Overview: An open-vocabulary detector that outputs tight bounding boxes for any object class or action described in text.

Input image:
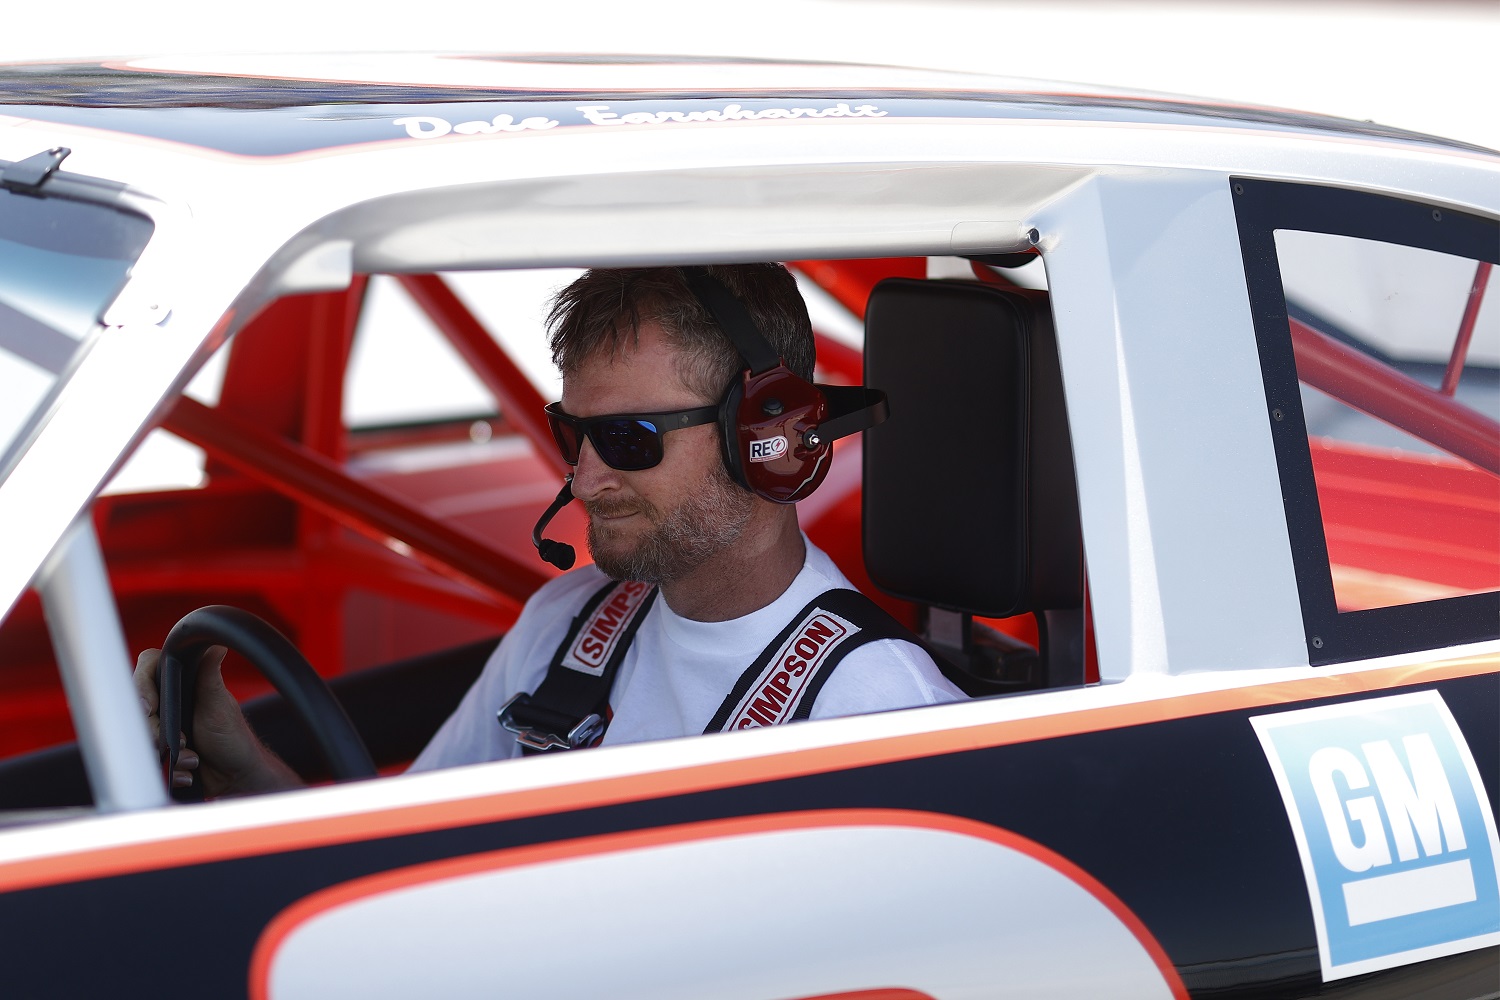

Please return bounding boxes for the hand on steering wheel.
[147,606,377,800]
[135,644,269,795]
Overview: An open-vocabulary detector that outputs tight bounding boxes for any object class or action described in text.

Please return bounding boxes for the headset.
[534,265,888,568]
[683,266,888,504]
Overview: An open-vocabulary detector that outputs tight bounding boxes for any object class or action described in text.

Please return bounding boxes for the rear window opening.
[1234,178,1499,663]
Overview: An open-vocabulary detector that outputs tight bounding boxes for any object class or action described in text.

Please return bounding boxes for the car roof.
[2,53,1493,159]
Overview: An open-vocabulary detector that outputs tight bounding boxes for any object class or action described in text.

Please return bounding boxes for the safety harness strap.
[703,588,917,734]
[501,584,923,753]
[499,580,657,754]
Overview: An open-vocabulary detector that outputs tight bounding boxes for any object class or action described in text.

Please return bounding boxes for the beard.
[584,464,755,584]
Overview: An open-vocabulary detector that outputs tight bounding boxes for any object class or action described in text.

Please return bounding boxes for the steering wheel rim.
[159,606,378,797]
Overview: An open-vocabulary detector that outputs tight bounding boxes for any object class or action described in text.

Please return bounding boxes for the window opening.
[1234,178,1499,663]
[1275,230,1498,613]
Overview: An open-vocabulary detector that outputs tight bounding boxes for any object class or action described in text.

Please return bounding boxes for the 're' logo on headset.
[748,436,789,463]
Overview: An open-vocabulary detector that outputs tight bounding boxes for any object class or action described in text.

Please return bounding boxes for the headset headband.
[680,266,781,375]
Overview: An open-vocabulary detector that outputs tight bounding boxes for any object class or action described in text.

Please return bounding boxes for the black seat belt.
[499,580,658,754]
[703,589,920,732]
[500,584,926,753]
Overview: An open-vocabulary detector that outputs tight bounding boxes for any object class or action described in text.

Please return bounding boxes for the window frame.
[1232,177,1499,666]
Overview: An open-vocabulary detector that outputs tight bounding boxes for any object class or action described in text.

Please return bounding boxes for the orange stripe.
[248,810,1189,1000]
[2,652,1493,893]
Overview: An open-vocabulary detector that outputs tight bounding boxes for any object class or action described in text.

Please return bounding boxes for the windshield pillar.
[37,519,166,812]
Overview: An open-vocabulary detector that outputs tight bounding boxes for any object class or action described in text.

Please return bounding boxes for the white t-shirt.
[410,538,964,771]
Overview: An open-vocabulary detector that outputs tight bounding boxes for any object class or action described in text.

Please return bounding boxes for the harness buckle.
[498,693,604,752]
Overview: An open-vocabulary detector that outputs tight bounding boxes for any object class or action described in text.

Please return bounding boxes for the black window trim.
[1231,177,1499,666]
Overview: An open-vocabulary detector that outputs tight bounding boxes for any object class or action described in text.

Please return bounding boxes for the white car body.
[0,54,1494,999]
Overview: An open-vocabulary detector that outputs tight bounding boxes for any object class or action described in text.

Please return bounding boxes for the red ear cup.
[719,363,831,503]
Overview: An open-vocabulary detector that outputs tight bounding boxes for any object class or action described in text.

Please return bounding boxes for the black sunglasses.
[544,402,719,471]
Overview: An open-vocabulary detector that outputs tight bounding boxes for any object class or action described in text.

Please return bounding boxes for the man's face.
[560,319,754,583]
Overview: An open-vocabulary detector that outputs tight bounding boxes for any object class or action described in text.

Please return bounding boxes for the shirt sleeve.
[808,638,966,721]
[407,642,525,771]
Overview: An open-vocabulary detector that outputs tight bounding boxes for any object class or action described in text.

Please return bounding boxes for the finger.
[133,648,162,713]
[178,750,199,771]
[172,770,193,789]
[195,645,231,704]
[197,645,230,692]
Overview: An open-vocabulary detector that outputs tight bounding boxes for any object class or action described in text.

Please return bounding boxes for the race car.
[0,53,1495,999]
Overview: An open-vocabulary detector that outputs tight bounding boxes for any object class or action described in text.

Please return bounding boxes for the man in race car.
[135,264,963,795]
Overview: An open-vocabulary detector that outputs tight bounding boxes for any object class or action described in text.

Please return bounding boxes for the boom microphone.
[532,477,577,570]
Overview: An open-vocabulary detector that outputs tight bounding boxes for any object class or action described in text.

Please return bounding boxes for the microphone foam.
[538,539,576,571]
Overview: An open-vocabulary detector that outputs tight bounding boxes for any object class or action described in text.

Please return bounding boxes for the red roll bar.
[395,274,570,478]
[163,397,548,605]
[1440,260,1492,396]
[1289,316,1500,475]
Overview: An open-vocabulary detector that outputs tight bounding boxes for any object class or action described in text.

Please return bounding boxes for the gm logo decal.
[1252,691,1500,980]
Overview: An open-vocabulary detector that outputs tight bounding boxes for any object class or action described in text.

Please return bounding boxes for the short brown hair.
[547,264,815,400]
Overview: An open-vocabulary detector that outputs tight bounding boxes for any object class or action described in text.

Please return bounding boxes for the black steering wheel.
[158,606,378,799]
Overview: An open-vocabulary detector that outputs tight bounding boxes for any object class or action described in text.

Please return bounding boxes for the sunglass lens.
[547,411,583,465]
[593,419,662,470]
